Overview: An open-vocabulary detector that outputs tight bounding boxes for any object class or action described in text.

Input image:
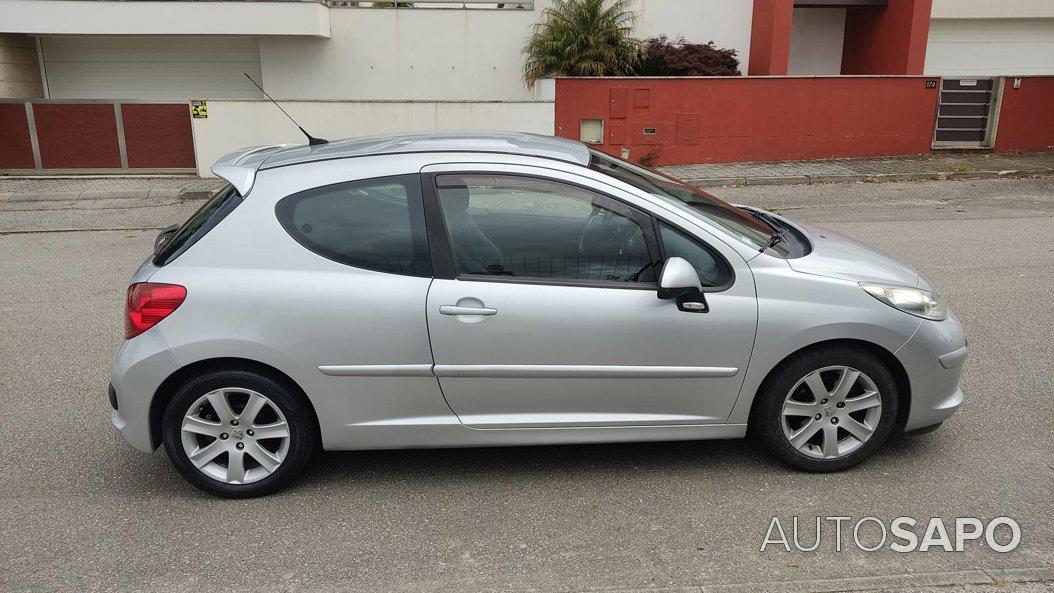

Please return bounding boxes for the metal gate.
[933,78,1000,148]
[0,100,196,174]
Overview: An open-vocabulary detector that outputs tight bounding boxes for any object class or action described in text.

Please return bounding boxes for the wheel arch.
[747,338,911,430]
[149,357,320,450]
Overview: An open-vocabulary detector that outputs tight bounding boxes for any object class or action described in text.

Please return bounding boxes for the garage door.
[925,19,1054,76]
[40,36,264,100]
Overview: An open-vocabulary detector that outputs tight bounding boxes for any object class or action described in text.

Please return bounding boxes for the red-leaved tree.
[639,35,741,76]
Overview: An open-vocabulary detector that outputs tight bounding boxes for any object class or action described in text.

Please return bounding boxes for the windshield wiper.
[740,207,781,234]
[759,229,788,253]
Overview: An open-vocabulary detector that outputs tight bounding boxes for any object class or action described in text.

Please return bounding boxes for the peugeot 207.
[109,132,967,497]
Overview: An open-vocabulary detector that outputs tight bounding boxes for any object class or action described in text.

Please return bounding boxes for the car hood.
[782,219,922,287]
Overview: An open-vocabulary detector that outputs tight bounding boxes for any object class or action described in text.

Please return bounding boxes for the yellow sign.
[191,100,208,119]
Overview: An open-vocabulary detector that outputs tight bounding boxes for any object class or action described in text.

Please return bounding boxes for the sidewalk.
[661,151,1054,187]
[0,175,224,202]
[0,152,1051,201]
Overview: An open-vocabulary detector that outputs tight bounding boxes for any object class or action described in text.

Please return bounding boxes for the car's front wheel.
[162,368,318,498]
[751,345,898,472]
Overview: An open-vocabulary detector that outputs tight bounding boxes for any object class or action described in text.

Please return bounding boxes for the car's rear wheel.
[751,345,898,472]
[162,368,318,498]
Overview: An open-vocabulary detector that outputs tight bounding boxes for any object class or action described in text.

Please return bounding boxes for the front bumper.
[895,311,968,431]
[109,327,179,452]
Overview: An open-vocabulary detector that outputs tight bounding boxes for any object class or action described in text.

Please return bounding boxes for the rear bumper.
[896,313,968,431]
[109,327,179,452]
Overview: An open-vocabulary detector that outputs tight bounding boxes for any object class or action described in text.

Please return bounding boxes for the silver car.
[109,132,967,497]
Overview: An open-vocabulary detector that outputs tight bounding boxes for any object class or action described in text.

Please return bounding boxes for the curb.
[0,188,217,203]
[744,175,810,186]
[686,167,1053,188]
[178,189,216,201]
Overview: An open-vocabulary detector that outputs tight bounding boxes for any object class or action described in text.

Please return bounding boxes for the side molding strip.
[318,364,434,377]
[432,365,739,379]
[319,365,739,379]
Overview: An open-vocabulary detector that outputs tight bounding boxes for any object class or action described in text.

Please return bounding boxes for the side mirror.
[658,257,708,313]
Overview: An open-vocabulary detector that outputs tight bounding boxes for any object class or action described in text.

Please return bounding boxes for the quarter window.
[658,223,733,288]
[275,174,430,276]
[435,174,657,284]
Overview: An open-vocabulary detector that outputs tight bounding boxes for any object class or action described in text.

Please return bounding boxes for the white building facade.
[926,0,1054,76]
[1,0,758,103]
[1,0,1051,174]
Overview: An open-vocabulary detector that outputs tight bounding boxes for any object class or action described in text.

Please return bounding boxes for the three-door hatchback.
[110,132,967,497]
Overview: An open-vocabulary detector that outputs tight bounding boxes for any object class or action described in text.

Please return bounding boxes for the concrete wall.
[633,0,753,67]
[191,97,556,176]
[554,76,941,166]
[787,8,845,75]
[259,0,753,101]
[931,0,1054,19]
[994,76,1054,153]
[841,0,932,75]
[748,0,793,75]
[0,34,43,98]
[925,18,1054,76]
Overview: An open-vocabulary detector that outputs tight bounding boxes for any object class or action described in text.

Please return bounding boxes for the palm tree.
[523,0,642,88]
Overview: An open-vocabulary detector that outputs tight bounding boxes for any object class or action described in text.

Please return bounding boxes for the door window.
[434,174,658,284]
[275,174,430,276]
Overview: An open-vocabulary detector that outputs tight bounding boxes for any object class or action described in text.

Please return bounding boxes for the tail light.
[125,282,186,339]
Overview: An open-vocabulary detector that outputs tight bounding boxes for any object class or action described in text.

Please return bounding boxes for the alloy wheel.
[180,387,291,484]
[780,366,883,460]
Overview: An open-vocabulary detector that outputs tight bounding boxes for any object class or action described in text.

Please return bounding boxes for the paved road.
[1,177,1051,593]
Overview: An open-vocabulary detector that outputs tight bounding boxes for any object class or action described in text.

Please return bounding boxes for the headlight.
[860,283,948,321]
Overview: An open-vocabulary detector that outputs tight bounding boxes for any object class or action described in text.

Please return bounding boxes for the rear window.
[154,184,242,266]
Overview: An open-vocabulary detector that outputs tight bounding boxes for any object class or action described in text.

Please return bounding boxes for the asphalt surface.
[1,176,1052,593]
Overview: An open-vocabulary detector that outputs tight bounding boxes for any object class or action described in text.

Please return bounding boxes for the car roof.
[212,132,592,196]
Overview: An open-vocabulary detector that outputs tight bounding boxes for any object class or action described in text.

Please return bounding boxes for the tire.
[162,367,319,498]
[750,345,898,472]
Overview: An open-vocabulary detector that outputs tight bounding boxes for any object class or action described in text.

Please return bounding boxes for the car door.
[421,163,758,428]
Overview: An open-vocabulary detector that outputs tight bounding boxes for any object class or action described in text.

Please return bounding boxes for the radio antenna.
[243,73,328,146]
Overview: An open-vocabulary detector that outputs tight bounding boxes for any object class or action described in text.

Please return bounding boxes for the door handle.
[440,305,497,316]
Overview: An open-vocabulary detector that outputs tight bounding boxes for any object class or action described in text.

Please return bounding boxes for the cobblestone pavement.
[661,151,1054,186]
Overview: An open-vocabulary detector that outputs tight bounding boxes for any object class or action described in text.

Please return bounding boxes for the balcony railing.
[326,1,533,8]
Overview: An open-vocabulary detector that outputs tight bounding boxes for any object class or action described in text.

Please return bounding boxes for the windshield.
[588,150,774,249]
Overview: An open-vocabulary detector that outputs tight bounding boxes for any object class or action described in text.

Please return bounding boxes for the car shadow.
[299,437,767,489]
[101,428,948,499]
[297,427,949,492]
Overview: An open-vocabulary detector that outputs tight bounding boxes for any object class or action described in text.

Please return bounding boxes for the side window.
[435,174,658,284]
[658,222,734,289]
[276,174,430,276]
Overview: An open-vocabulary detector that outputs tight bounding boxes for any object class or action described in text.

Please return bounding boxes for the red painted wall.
[994,77,1054,154]
[842,0,932,75]
[0,103,35,169]
[555,77,941,166]
[748,0,794,76]
[33,103,122,169]
[121,103,196,169]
